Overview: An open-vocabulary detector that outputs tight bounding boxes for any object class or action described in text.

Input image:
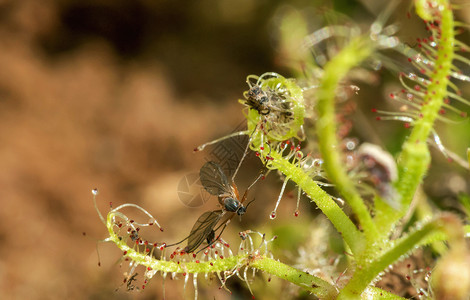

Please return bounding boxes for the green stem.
[365,287,408,300]
[374,0,455,236]
[315,35,379,244]
[106,211,337,298]
[338,216,443,299]
[339,213,468,299]
[268,149,365,255]
[251,257,338,299]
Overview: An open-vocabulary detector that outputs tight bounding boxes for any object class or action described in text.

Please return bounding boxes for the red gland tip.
[371,108,377,113]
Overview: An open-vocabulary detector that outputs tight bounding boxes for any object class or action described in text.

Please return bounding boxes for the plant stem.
[106,211,338,298]
[374,0,455,236]
[315,35,379,244]
[268,149,365,255]
[251,257,338,299]
[337,216,443,299]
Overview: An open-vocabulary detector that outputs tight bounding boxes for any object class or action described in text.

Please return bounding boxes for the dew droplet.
[270,211,277,219]
[92,188,99,195]
[345,140,356,150]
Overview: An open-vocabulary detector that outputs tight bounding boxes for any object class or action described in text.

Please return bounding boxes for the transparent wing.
[199,161,231,196]
[186,210,223,253]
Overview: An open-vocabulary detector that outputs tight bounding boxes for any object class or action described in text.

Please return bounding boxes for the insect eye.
[237,206,246,216]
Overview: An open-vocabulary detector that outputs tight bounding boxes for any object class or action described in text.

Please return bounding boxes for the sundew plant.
[94,1,470,299]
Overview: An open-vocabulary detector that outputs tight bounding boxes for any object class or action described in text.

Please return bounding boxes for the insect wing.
[186,210,223,253]
[200,161,231,196]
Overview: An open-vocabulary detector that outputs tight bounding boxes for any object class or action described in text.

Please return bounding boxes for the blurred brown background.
[1,0,469,299]
[0,0,296,299]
